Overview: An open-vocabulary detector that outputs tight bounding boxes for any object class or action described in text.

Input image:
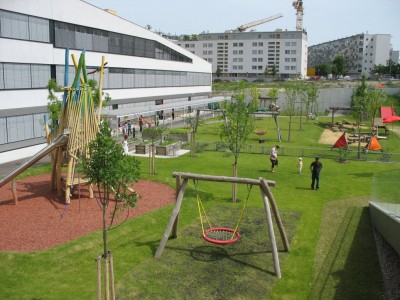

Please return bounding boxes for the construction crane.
[292,0,304,31]
[229,13,283,33]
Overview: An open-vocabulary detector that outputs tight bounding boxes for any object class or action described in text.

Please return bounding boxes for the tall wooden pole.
[97,56,105,123]
[260,178,290,251]
[259,185,281,278]
[172,175,181,238]
[154,179,188,258]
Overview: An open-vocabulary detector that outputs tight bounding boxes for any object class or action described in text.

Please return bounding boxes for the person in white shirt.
[269,145,279,173]
[298,157,303,174]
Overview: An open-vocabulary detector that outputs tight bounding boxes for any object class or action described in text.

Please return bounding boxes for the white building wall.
[176,30,308,79]
[0,0,212,151]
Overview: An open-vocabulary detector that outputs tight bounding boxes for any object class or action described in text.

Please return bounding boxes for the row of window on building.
[0,63,211,90]
[0,114,45,145]
[0,9,192,63]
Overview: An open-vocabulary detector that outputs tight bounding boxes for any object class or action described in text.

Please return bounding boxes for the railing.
[194,142,400,163]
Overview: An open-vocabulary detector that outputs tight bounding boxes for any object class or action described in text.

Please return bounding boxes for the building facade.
[0,0,212,152]
[175,30,308,80]
[308,33,392,78]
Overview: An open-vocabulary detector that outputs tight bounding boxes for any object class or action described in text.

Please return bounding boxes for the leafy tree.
[284,82,302,141]
[367,87,387,126]
[332,55,346,76]
[304,84,319,124]
[315,63,332,76]
[142,126,163,174]
[88,79,111,108]
[263,66,270,80]
[219,83,259,201]
[267,87,279,106]
[186,111,204,157]
[351,75,369,158]
[215,65,222,79]
[270,65,277,79]
[46,79,63,133]
[80,120,141,257]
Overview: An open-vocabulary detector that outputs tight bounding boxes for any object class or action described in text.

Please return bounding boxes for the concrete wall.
[274,87,400,113]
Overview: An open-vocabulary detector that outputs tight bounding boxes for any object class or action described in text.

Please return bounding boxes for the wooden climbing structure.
[46,49,106,203]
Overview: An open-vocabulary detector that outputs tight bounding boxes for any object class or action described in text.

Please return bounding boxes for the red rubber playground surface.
[0,174,175,252]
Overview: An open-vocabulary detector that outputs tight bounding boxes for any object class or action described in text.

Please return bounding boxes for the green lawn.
[0,115,399,299]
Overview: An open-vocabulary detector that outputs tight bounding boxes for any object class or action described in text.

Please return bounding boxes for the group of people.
[269,145,323,190]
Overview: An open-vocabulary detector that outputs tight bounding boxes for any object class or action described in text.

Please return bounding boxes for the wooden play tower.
[46,49,106,203]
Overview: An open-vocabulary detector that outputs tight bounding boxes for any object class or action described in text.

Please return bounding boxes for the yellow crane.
[292,0,304,31]
[229,13,283,33]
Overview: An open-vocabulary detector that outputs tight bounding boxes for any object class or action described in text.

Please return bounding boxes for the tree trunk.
[299,102,303,131]
[357,123,361,159]
[288,116,292,142]
[152,144,156,174]
[102,204,108,257]
[232,162,238,202]
[190,131,196,157]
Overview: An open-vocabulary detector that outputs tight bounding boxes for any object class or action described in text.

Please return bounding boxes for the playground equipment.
[155,172,290,278]
[0,49,106,204]
[254,111,282,141]
[195,181,252,245]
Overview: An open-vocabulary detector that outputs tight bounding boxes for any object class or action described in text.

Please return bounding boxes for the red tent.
[332,133,347,148]
[380,106,395,120]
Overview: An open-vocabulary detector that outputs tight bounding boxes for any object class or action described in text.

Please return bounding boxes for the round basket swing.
[194,180,252,245]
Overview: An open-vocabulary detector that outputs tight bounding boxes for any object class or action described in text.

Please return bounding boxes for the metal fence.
[195,142,400,163]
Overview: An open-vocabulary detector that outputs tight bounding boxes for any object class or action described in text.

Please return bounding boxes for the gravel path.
[374,229,400,299]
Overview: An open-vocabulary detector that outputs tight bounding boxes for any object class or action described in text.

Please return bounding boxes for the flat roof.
[103,96,229,119]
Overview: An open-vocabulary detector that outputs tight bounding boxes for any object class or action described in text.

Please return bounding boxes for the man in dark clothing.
[310,157,322,190]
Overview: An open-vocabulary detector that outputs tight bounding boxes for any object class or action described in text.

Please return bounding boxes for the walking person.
[310,157,323,190]
[127,120,132,136]
[269,145,279,173]
[139,115,144,132]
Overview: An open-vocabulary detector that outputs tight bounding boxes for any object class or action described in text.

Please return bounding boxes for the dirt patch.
[318,129,344,145]
[0,174,175,252]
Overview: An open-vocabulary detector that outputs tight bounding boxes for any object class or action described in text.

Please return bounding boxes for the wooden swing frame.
[154,172,290,278]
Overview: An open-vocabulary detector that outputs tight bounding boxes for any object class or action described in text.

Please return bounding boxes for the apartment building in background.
[0,0,212,152]
[175,30,308,80]
[308,33,392,78]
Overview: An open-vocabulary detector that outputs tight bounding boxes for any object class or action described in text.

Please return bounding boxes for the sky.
[85,0,400,50]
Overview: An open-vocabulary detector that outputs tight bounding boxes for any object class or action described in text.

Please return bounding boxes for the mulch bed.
[0,174,175,252]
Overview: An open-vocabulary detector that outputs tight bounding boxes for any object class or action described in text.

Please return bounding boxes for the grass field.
[0,114,399,299]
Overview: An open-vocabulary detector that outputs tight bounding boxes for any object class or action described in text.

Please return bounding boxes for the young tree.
[267,87,279,105]
[142,126,163,174]
[270,65,277,80]
[304,84,319,124]
[186,111,204,157]
[351,75,369,158]
[367,87,387,126]
[81,121,141,257]
[215,65,222,79]
[284,82,302,141]
[263,66,270,80]
[46,78,63,134]
[219,83,259,201]
[88,79,111,109]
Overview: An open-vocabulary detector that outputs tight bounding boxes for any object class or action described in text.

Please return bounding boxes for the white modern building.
[175,30,308,80]
[0,0,212,152]
[308,33,392,78]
